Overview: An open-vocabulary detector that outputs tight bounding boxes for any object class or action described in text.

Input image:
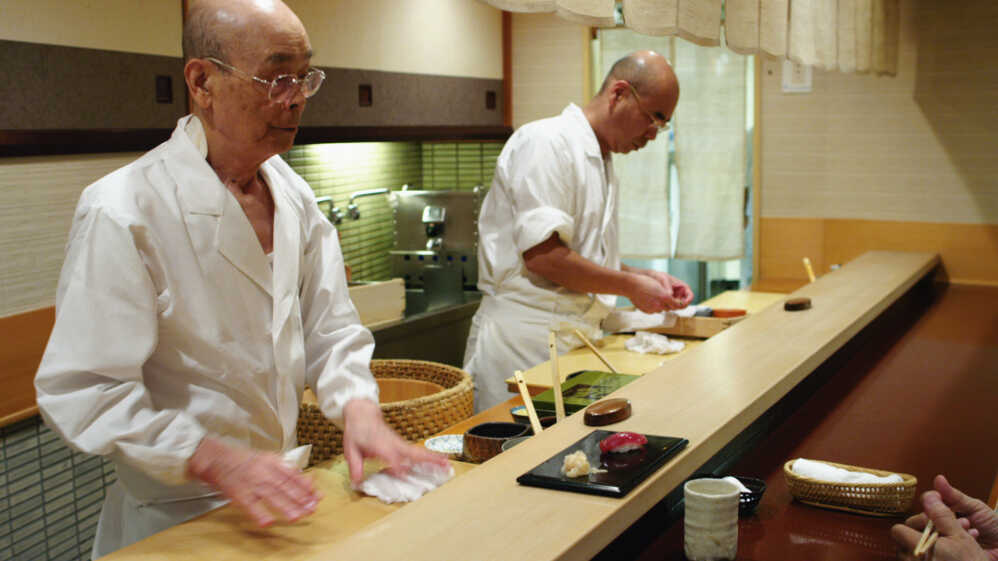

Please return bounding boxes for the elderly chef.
[463,51,694,412]
[34,0,444,557]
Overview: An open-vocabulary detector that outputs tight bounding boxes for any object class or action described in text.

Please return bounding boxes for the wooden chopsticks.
[802,257,817,283]
[513,370,543,435]
[573,329,619,374]
[548,332,566,421]
[913,520,938,557]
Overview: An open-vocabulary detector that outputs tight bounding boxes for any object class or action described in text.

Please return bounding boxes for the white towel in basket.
[792,458,902,484]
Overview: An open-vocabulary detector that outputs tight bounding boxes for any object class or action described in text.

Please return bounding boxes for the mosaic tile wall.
[283,140,503,281]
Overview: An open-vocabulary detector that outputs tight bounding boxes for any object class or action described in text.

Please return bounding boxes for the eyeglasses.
[206,57,325,102]
[625,82,670,131]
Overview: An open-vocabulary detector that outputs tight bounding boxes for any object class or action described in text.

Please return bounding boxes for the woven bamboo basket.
[783,460,917,517]
[297,359,473,466]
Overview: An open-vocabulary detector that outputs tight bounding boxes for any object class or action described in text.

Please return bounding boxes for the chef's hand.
[891,476,998,561]
[627,274,677,313]
[341,398,448,487]
[644,270,694,309]
[186,436,321,527]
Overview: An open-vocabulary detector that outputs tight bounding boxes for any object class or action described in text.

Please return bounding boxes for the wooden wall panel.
[759,217,998,288]
[760,0,998,226]
[0,307,52,425]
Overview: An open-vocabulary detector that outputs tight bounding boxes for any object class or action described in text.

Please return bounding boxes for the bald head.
[183,0,308,64]
[599,50,678,100]
[584,50,679,155]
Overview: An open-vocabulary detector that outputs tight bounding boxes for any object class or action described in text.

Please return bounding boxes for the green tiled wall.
[283,140,503,281]
[421,142,502,192]
[1,416,116,561]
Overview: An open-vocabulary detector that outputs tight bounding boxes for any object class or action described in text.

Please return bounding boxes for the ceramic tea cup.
[683,478,740,561]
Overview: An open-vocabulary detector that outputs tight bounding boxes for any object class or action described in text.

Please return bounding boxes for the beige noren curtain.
[483,0,900,75]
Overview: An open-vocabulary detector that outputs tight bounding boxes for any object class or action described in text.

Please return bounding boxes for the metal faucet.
[347,188,391,220]
[314,196,343,225]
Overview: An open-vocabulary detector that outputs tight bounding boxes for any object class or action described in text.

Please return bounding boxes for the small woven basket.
[297,359,474,466]
[783,460,917,517]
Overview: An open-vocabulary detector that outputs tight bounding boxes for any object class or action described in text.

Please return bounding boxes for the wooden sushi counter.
[104,250,991,561]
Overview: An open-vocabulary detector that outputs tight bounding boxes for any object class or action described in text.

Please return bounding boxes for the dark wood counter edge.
[592,275,944,560]
[0,126,513,157]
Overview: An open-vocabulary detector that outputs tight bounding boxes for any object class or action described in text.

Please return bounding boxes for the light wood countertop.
[508,290,787,393]
[308,251,939,561]
[102,251,939,561]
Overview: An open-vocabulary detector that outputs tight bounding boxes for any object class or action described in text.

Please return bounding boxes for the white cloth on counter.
[357,463,455,504]
[791,458,903,484]
[625,331,685,354]
[602,305,707,333]
[34,115,380,558]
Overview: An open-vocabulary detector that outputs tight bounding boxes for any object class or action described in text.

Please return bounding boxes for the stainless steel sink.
[404,288,482,317]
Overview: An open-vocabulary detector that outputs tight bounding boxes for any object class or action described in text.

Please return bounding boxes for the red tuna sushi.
[599,431,648,453]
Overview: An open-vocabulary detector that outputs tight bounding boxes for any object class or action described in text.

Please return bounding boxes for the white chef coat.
[463,104,620,412]
[34,115,379,558]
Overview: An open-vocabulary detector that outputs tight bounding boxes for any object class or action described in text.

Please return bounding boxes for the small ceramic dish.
[501,435,531,452]
[424,434,464,458]
[687,473,767,516]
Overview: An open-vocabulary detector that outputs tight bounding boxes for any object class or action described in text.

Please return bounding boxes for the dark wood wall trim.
[294,126,512,144]
[1,125,513,157]
[503,11,512,128]
[0,129,174,157]
[2,39,509,157]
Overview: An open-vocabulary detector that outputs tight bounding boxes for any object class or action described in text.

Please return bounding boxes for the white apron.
[464,104,620,412]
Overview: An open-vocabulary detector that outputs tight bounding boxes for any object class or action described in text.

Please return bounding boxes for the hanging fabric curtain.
[599,29,675,258]
[672,39,748,260]
[480,0,900,75]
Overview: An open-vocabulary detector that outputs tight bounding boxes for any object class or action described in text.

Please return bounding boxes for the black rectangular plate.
[516,430,689,498]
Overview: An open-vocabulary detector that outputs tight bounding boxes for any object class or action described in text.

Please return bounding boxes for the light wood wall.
[757,0,998,287]
[511,13,589,128]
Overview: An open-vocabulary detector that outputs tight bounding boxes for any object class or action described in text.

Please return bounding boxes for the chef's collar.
[183,114,210,158]
[562,103,603,159]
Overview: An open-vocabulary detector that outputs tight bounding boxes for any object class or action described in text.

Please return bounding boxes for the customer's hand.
[186,436,321,527]
[891,475,998,561]
[341,398,448,486]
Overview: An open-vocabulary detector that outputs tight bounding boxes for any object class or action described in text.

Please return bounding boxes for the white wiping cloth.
[625,331,685,354]
[357,463,455,504]
[603,306,706,333]
[722,476,751,493]
[791,458,903,484]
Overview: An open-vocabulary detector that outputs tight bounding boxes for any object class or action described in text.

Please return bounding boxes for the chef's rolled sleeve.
[513,206,575,256]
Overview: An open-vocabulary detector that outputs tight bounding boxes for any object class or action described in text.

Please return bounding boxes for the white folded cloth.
[603,305,707,333]
[722,476,751,493]
[357,463,455,504]
[625,331,685,354]
[791,458,902,484]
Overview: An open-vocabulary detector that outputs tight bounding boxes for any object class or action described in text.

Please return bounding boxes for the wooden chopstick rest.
[784,297,812,311]
[584,398,632,426]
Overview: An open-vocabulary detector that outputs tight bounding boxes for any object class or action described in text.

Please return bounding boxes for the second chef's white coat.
[34,116,379,558]
[463,104,620,412]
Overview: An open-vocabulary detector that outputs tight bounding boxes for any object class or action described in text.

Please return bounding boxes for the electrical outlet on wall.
[781,60,812,93]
